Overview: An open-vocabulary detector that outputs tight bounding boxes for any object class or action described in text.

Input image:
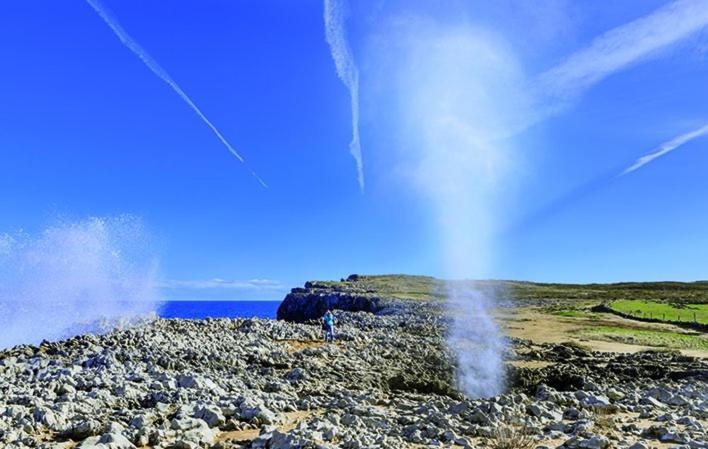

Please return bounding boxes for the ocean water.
[0,301,280,350]
[158,301,280,320]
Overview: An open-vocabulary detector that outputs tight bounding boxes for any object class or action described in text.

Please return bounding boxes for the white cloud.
[159,278,284,291]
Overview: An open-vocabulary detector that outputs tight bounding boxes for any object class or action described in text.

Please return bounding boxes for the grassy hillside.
[315,274,708,305]
[503,280,708,305]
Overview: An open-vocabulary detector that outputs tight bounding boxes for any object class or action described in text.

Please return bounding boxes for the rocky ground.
[0,280,706,449]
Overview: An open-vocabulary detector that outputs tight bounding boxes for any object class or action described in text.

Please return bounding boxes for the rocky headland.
[0,275,706,449]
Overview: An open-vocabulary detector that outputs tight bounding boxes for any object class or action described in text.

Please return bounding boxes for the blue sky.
[1,0,708,300]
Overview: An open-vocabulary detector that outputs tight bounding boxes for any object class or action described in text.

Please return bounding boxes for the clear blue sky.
[2,0,707,300]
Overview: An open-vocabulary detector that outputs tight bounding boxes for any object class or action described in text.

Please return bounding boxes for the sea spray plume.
[84,0,267,188]
[446,283,506,397]
[621,123,708,175]
[324,0,365,191]
[0,216,160,349]
[380,23,526,396]
[364,1,708,394]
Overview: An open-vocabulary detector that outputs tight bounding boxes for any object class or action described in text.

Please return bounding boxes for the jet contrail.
[85,0,267,188]
[621,123,708,176]
[324,0,364,192]
[510,123,708,231]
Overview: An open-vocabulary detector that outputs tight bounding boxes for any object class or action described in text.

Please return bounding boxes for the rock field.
[0,281,706,449]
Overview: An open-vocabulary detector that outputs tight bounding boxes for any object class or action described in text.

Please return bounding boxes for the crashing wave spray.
[84,0,267,188]
[324,0,365,191]
[0,216,160,349]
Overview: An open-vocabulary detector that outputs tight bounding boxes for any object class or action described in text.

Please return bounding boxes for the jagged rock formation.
[277,285,390,323]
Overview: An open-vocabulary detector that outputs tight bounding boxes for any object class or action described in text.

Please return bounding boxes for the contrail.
[509,123,708,231]
[84,0,267,188]
[621,123,708,175]
[324,0,364,192]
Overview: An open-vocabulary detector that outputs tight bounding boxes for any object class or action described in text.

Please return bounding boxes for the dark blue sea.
[158,301,280,320]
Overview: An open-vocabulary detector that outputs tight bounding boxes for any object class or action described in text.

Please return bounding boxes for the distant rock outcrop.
[277,279,394,322]
[277,274,446,322]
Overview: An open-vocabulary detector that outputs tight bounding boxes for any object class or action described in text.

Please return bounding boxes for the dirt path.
[508,360,556,369]
[279,339,345,353]
[281,339,328,353]
[215,409,320,445]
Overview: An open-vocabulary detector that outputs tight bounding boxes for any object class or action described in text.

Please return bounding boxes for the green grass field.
[581,325,708,350]
[608,299,708,324]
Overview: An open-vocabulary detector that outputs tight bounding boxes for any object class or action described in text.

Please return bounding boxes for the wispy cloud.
[159,278,284,291]
[621,123,708,175]
[84,0,267,188]
[324,0,364,191]
[537,0,708,107]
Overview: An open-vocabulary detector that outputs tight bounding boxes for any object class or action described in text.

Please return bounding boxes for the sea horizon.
[158,299,281,320]
[161,298,282,302]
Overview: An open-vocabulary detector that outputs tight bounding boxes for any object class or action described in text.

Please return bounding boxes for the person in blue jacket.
[322,310,335,342]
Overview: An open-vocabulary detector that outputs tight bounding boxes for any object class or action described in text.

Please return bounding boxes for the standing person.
[322,310,335,342]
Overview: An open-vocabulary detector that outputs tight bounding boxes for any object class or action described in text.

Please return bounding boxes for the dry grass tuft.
[489,424,537,449]
[592,407,620,434]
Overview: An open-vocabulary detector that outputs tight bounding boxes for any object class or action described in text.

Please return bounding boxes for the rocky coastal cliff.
[276,275,415,322]
[0,275,706,449]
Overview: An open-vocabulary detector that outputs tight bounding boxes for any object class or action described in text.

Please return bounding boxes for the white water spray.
[85,0,267,188]
[361,1,708,396]
[446,284,506,397]
[0,216,160,349]
[373,20,530,397]
[324,0,365,191]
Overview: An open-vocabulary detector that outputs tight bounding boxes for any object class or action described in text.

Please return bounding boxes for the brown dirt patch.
[216,409,320,445]
[508,360,556,369]
[281,339,342,353]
